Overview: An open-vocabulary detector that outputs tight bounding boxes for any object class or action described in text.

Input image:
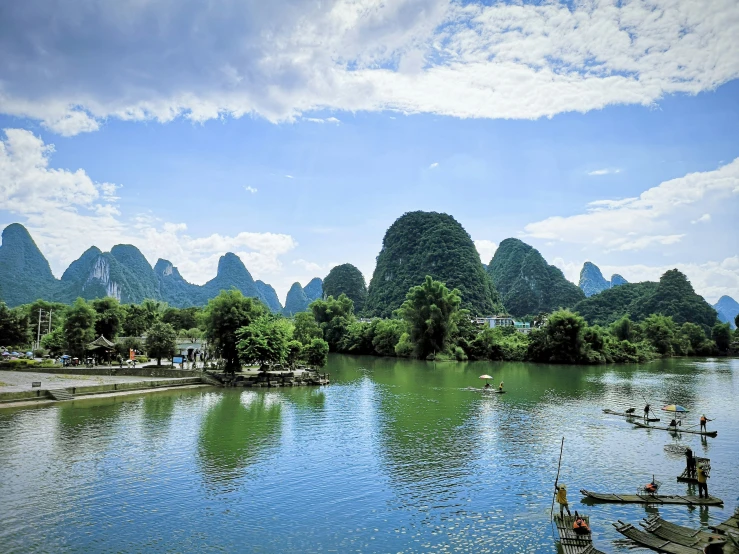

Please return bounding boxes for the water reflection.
[197,391,282,489]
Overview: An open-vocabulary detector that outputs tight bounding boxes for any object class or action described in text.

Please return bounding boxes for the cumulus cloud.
[525,158,739,251]
[474,239,498,264]
[2,0,738,135]
[429,162,439,169]
[244,186,258,194]
[588,168,621,176]
[0,129,297,287]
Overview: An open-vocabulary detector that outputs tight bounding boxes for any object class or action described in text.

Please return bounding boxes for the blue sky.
[1,0,738,303]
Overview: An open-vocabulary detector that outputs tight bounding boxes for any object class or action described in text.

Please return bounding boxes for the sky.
[1,0,738,305]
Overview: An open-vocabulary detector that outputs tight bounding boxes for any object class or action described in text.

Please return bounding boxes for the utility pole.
[36,308,43,351]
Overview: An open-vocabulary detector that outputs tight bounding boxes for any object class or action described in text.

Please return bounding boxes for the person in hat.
[697,463,709,499]
[555,483,571,517]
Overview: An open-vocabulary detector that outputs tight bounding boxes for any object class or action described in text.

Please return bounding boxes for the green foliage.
[236,316,292,368]
[115,337,144,359]
[293,311,323,345]
[680,322,707,353]
[712,323,732,353]
[122,299,164,336]
[610,316,637,342]
[487,238,584,317]
[397,276,461,359]
[63,298,96,357]
[41,327,66,356]
[337,320,375,355]
[286,340,303,368]
[91,297,124,339]
[302,338,329,368]
[162,306,201,331]
[178,327,203,342]
[365,211,501,317]
[145,322,177,366]
[394,333,414,357]
[0,301,29,347]
[372,319,407,356]
[468,327,528,361]
[202,290,266,371]
[641,314,677,356]
[323,264,368,314]
[573,282,657,326]
[527,309,587,363]
[310,294,355,351]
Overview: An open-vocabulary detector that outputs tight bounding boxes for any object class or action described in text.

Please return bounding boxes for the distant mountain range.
[714,295,739,329]
[0,223,323,312]
[578,262,628,297]
[282,278,323,315]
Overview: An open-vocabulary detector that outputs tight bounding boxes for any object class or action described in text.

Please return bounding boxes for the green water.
[1,356,737,553]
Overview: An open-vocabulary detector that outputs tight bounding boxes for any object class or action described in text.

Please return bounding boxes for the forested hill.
[365,211,502,317]
[323,264,367,313]
[574,269,718,331]
[487,238,585,318]
[0,223,284,311]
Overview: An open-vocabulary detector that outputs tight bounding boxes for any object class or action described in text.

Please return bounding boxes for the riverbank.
[0,370,207,407]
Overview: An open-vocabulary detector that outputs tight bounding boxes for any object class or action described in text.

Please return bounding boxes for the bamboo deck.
[632,421,718,437]
[710,507,739,534]
[553,514,605,554]
[603,408,660,422]
[676,457,709,483]
[580,489,723,505]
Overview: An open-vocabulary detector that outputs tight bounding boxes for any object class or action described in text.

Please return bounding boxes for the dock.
[553,514,605,554]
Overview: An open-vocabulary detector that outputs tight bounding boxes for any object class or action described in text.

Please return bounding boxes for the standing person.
[700,415,712,432]
[685,447,696,479]
[555,483,571,517]
[643,403,651,420]
[498,381,504,392]
[697,464,709,498]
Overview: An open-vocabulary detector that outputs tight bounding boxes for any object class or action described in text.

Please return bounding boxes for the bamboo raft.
[710,507,739,534]
[632,420,718,437]
[580,489,723,506]
[613,512,739,554]
[603,408,660,422]
[553,514,606,554]
[677,457,709,484]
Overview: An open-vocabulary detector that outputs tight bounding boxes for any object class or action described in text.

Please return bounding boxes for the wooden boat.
[632,420,718,437]
[553,514,606,554]
[580,489,723,506]
[613,519,732,554]
[677,457,709,483]
[603,408,660,422]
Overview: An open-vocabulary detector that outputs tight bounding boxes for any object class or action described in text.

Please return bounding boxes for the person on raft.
[572,512,590,535]
[484,383,490,389]
[644,477,658,495]
[555,483,571,517]
[498,381,504,391]
[669,418,680,428]
[697,464,709,499]
[700,414,713,432]
[643,403,650,420]
[685,447,696,479]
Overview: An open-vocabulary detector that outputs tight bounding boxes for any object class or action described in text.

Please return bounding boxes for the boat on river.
[603,408,660,422]
[677,457,709,484]
[632,421,718,437]
[553,514,605,554]
[580,489,723,505]
[613,515,735,554]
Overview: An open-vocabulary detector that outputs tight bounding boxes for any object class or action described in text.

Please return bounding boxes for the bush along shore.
[1,276,736,369]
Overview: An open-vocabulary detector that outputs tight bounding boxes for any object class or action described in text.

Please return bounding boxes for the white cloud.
[244,186,258,194]
[2,0,739,134]
[692,213,711,224]
[429,162,439,169]
[525,158,739,251]
[0,129,298,290]
[588,168,622,176]
[474,239,497,264]
[284,175,294,179]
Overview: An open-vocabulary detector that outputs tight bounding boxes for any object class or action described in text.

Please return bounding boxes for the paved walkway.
[0,371,189,393]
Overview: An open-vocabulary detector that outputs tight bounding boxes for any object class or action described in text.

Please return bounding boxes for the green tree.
[236,317,291,368]
[323,263,368,314]
[310,294,355,351]
[712,323,732,354]
[178,327,203,342]
[397,276,461,359]
[146,322,177,366]
[162,307,201,331]
[337,320,375,354]
[302,338,329,368]
[0,301,29,347]
[63,298,96,357]
[527,309,587,364]
[641,314,676,356]
[680,322,706,353]
[372,319,406,356]
[202,290,266,372]
[610,316,636,342]
[293,311,323,345]
[40,326,66,356]
[286,340,303,368]
[92,297,124,339]
[122,304,153,336]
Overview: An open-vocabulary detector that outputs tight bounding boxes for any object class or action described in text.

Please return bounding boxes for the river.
[1,356,737,553]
